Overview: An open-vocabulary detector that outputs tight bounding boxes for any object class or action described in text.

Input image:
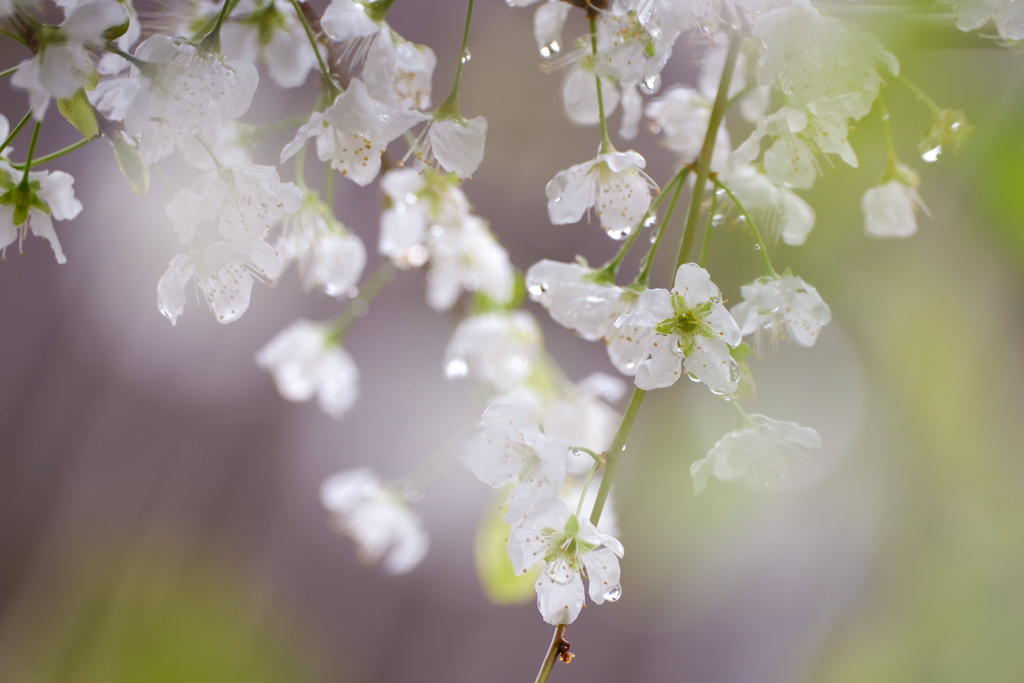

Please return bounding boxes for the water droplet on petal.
[604,225,634,240]
[446,358,469,379]
[638,74,661,96]
[642,213,657,228]
[461,48,471,64]
[603,585,622,602]
[687,372,700,383]
[921,145,942,162]
[527,281,547,297]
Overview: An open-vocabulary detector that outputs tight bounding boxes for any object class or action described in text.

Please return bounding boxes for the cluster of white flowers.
[1,0,997,660]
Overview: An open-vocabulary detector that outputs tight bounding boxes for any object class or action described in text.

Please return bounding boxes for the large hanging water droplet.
[604,224,634,241]
[603,585,622,602]
[461,48,471,64]
[638,74,661,96]
[921,145,942,163]
[711,213,724,227]
[539,40,560,58]
[527,281,547,297]
[445,358,469,379]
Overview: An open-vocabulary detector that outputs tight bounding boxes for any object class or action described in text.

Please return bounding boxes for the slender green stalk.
[877,96,899,167]
[293,143,307,188]
[589,387,645,526]
[291,0,341,100]
[105,45,148,71]
[724,82,756,111]
[575,461,600,518]
[436,0,475,118]
[596,167,691,280]
[0,27,29,49]
[199,0,238,52]
[674,30,740,270]
[896,73,940,114]
[570,446,605,466]
[534,624,570,683]
[589,14,612,153]
[0,111,32,158]
[637,167,687,286]
[328,259,396,343]
[1,64,19,79]
[324,163,334,209]
[19,122,41,184]
[712,177,778,278]
[153,162,176,194]
[698,191,718,268]
[9,138,91,170]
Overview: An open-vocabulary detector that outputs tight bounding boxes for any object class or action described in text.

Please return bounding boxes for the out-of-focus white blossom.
[444,312,543,393]
[255,318,360,419]
[276,193,366,298]
[320,468,428,574]
[862,180,928,239]
[0,157,82,264]
[731,274,831,351]
[690,413,821,493]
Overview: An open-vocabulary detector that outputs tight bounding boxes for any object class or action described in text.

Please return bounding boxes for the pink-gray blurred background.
[2,2,1024,681]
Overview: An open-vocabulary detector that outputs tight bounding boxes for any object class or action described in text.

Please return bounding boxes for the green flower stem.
[9,137,91,170]
[896,73,941,115]
[534,624,570,683]
[327,259,396,343]
[711,177,778,278]
[589,14,612,154]
[153,162,176,194]
[105,45,149,71]
[200,0,239,53]
[436,0,475,119]
[0,28,29,50]
[0,65,19,79]
[576,460,601,518]
[291,0,341,101]
[293,143,307,188]
[0,111,32,158]
[674,30,740,271]
[724,82,756,111]
[698,190,718,268]
[324,163,334,209]
[637,166,688,287]
[589,387,645,527]
[596,167,689,280]
[570,446,606,466]
[877,96,899,169]
[18,122,41,185]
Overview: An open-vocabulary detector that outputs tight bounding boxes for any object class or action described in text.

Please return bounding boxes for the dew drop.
[604,225,634,240]
[446,358,469,379]
[687,372,700,383]
[638,74,661,96]
[921,145,942,163]
[642,213,658,228]
[711,213,724,226]
[753,243,761,251]
[539,40,560,58]
[461,48,471,64]
[527,282,547,297]
[603,585,622,602]
[650,231,658,243]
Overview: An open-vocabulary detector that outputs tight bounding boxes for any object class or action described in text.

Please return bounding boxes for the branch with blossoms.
[0,0,998,679]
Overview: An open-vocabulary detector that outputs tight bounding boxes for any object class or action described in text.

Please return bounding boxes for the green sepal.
[112,134,149,197]
[103,20,130,42]
[57,88,99,140]
[564,514,580,537]
[1,179,49,226]
[474,494,538,605]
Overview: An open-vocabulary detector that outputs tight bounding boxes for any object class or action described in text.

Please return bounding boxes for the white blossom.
[464,403,569,524]
[157,238,282,325]
[255,318,360,419]
[507,499,624,625]
[690,413,821,493]
[220,0,319,88]
[11,0,128,119]
[276,193,366,298]
[718,165,816,246]
[622,263,741,394]
[444,311,543,393]
[547,149,656,239]
[862,180,928,239]
[426,213,513,311]
[731,274,831,351]
[0,158,82,264]
[89,34,259,163]
[281,78,423,187]
[166,162,303,243]
[320,468,428,574]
